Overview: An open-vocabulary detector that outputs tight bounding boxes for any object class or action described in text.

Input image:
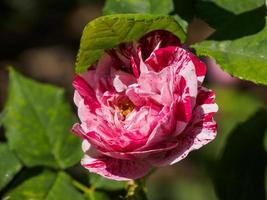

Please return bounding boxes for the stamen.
[117,97,135,118]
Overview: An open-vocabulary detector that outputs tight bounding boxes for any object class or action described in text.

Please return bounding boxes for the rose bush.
[72,30,218,181]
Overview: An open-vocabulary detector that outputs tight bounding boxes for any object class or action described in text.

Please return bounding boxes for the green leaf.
[193,16,267,85]
[103,0,174,15]
[3,69,82,169]
[75,14,186,73]
[89,173,125,191]
[85,191,110,200]
[195,0,265,29]
[0,143,22,191]
[214,109,267,200]
[173,14,189,33]
[208,5,266,40]
[3,170,85,200]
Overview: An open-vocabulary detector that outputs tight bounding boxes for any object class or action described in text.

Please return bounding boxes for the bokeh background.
[0,0,266,200]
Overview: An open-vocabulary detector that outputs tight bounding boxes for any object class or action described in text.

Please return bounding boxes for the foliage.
[3,69,82,169]
[193,16,267,85]
[3,170,85,200]
[103,0,174,15]
[1,0,267,199]
[0,143,22,190]
[75,14,186,73]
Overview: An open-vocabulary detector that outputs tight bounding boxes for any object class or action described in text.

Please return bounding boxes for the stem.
[72,179,92,194]
[125,169,157,200]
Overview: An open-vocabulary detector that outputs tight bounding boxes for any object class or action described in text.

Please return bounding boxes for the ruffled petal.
[188,53,207,85]
[81,153,151,181]
[148,87,218,167]
[144,47,199,105]
[112,70,136,92]
[101,141,178,160]
[73,76,100,113]
[139,30,181,59]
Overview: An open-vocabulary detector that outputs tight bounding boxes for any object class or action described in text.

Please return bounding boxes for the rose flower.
[72,30,218,180]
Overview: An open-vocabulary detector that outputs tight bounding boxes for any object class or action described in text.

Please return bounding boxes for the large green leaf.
[214,109,267,200]
[3,170,85,200]
[193,16,267,85]
[3,69,82,169]
[103,0,174,15]
[89,173,125,191]
[195,0,264,29]
[211,6,266,40]
[0,143,22,191]
[75,14,186,73]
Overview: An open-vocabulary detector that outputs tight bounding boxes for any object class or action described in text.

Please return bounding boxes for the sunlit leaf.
[193,17,267,85]
[3,69,82,169]
[75,14,186,73]
[3,170,85,200]
[0,143,22,191]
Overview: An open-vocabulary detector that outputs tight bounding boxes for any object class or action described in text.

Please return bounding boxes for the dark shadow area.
[195,1,236,29]
[195,1,266,40]
[210,6,266,40]
[172,0,196,22]
[66,164,89,186]
[0,0,78,60]
[0,126,6,142]
[213,109,267,200]
[0,0,104,61]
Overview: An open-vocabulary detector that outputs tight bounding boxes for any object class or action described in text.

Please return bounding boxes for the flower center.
[117,97,135,118]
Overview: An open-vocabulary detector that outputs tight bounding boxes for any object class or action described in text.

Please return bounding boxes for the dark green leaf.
[173,0,195,22]
[103,0,174,15]
[3,170,85,200]
[0,143,22,191]
[195,0,265,29]
[89,173,125,191]
[208,5,266,40]
[75,14,186,73]
[3,69,82,169]
[214,109,267,200]
[193,16,267,85]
